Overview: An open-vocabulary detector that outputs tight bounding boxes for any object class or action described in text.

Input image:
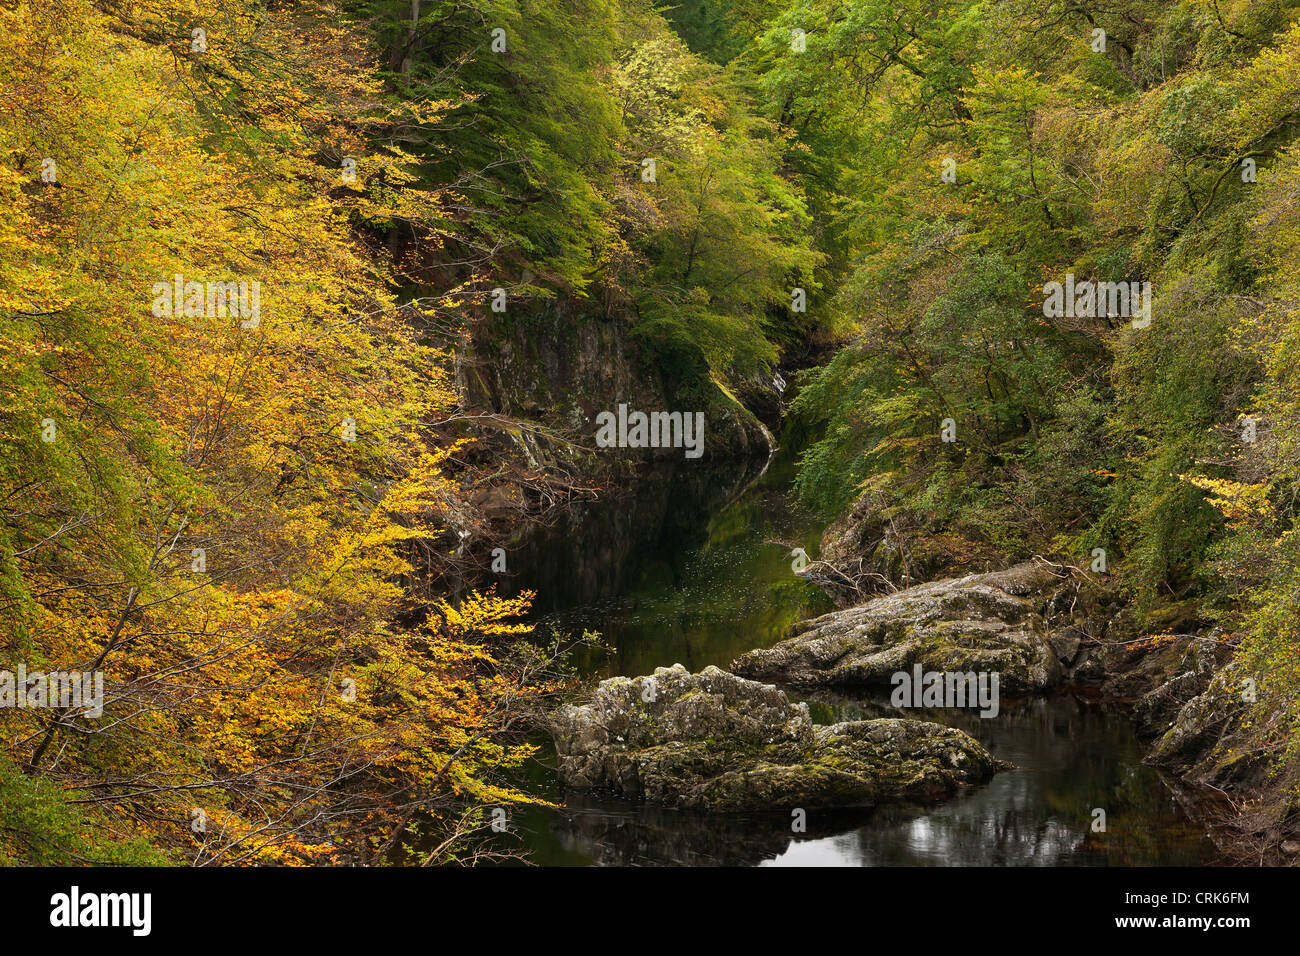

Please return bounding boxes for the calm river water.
[494,446,1225,866]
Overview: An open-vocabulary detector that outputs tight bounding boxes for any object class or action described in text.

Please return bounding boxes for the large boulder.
[550,664,1004,811]
[731,561,1075,694]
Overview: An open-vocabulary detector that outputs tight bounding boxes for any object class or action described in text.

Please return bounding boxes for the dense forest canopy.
[2,0,1300,863]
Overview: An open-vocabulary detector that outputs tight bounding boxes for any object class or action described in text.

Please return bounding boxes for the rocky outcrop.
[1144,662,1257,788]
[461,303,772,466]
[550,664,1004,811]
[1081,628,1260,788]
[731,561,1089,694]
[1129,633,1235,736]
[812,491,1003,606]
[1139,652,1300,864]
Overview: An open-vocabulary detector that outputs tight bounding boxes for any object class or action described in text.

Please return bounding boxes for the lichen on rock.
[549,664,1005,811]
[730,561,1078,694]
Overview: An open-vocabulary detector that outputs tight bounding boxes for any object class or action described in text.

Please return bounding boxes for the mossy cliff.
[458,303,773,477]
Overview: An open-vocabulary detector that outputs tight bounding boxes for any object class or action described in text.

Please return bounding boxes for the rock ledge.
[731,561,1073,693]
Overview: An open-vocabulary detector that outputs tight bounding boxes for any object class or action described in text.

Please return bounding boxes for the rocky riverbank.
[794,494,1292,861]
[545,544,1280,858]
[731,560,1080,693]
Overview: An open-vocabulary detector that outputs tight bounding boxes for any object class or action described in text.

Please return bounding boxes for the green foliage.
[720,0,1294,581]
[723,0,1300,802]
[353,0,825,381]
[0,754,170,866]
[656,0,746,62]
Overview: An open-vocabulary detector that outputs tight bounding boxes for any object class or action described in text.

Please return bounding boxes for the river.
[493,442,1226,866]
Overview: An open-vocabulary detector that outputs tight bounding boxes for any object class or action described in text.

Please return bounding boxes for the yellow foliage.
[0,0,552,864]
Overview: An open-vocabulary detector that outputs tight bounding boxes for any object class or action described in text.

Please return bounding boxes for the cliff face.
[458,302,773,468]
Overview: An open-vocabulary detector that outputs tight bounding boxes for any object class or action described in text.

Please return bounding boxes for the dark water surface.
[498,451,1226,867]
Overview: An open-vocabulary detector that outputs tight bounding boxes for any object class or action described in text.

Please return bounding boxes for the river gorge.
[485,439,1228,867]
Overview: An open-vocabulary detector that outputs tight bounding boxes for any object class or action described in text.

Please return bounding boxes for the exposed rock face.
[550,664,1004,811]
[1136,644,1296,863]
[813,491,1002,606]
[1085,628,1259,787]
[1130,633,1235,736]
[731,561,1079,694]
[1145,662,1257,788]
[462,302,772,465]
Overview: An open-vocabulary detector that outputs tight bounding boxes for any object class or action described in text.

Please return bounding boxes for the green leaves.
[0,752,171,866]
[740,0,1300,614]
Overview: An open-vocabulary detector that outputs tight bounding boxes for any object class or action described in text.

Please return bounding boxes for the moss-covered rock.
[1145,663,1258,788]
[550,664,1004,811]
[730,561,1078,694]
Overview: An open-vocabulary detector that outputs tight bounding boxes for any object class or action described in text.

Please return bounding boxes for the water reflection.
[514,693,1223,866]
[501,452,774,614]
[517,452,832,676]
[772,695,1221,866]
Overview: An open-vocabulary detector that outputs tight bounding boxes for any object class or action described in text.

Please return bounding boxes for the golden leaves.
[0,0,547,864]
